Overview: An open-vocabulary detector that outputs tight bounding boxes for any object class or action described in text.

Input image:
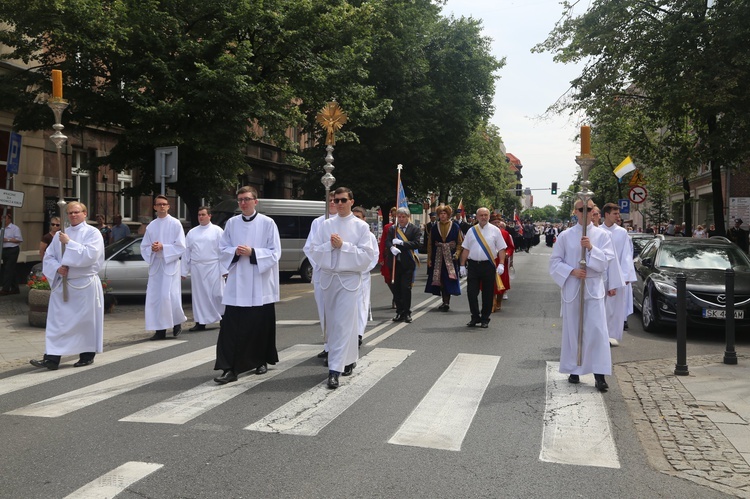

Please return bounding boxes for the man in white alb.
[601,203,635,346]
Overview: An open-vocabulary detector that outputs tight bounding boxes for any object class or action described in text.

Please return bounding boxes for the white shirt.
[462,222,507,261]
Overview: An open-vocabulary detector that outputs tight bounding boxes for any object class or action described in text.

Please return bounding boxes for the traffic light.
[551,182,558,195]
[515,183,522,196]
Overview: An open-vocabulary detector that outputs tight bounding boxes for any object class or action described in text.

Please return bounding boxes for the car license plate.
[702,309,744,319]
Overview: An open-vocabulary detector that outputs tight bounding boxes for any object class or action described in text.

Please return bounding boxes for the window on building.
[118,169,134,221]
[72,150,91,216]
[176,196,189,221]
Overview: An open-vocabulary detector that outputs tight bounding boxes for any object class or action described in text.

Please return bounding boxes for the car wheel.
[300,259,313,283]
[641,289,659,332]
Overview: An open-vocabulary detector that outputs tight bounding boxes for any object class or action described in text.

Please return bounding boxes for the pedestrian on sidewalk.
[30,202,104,370]
[1,212,23,295]
[39,217,61,258]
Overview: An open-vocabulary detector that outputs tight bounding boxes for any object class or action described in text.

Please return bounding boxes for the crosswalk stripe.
[4,347,215,418]
[120,344,321,425]
[388,353,499,451]
[245,348,414,436]
[277,320,319,325]
[0,341,184,397]
[539,361,620,468]
[62,461,162,498]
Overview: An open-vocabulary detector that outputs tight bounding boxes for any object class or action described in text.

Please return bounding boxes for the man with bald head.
[459,207,507,328]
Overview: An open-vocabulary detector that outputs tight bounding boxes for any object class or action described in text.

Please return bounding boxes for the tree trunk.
[682,177,692,237]
[707,116,726,236]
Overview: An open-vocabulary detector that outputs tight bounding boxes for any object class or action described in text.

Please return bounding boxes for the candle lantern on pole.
[48,70,70,301]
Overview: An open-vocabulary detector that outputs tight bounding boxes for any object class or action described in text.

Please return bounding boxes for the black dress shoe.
[172,325,182,337]
[214,370,238,384]
[73,359,94,368]
[594,374,609,392]
[317,350,329,358]
[327,373,340,389]
[403,314,412,323]
[392,314,403,322]
[323,359,328,367]
[480,322,489,329]
[188,323,205,332]
[255,364,268,375]
[150,330,166,341]
[568,374,580,384]
[438,303,450,311]
[30,359,59,371]
[358,336,362,347]
[466,320,479,327]
[342,363,357,376]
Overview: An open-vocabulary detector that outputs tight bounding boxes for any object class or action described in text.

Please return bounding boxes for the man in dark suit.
[385,208,422,323]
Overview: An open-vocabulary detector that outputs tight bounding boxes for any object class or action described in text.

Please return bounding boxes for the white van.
[212,198,326,282]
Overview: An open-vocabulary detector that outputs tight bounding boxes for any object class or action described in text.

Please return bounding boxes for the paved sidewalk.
[1,288,749,496]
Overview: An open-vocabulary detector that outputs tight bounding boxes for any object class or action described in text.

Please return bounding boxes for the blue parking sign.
[6,132,21,174]
[618,199,630,214]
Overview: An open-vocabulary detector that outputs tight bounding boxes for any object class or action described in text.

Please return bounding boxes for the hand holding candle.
[51,70,63,99]
[580,125,591,156]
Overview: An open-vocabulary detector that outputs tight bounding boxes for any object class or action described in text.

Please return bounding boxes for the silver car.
[99,236,191,296]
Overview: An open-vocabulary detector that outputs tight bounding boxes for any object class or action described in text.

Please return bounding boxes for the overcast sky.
[442,0,588,208]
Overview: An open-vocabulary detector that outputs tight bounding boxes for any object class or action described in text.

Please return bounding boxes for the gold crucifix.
[315,101,348,145]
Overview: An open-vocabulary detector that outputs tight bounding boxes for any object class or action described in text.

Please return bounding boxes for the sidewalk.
[1,288,749,496]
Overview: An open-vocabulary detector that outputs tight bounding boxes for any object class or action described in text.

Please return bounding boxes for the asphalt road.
[0,244,743,498]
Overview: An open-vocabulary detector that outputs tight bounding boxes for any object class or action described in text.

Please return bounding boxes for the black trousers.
[1,246,19,291]
[393,266,414,316]
[467,260,495,323]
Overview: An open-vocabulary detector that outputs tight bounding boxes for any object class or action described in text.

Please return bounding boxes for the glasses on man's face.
[333,198,350,204]
[237,197,256,203]
[154,203,169,207]
[50,223,60,227]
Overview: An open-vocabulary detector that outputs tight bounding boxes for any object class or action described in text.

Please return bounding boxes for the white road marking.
[120,344,320,424]
[539,361,620,468]
[279,295,301,302]
[276,320,319,325]
[5,347,215,418]
[388,353,499,451]
[365,295,441,346]
[0,341,184,397]
[245,348,413,436]
[62,461,163,498]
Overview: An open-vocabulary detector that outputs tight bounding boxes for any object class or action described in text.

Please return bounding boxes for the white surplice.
[183,223,226,325]
[309,213,378,373]
[358,232,380,337]
[220,213,281,307]
[602,223,637,341]
[43,222,104,356]
[141,215,187,330]
[549,223,621,375]
[304,213,337,336]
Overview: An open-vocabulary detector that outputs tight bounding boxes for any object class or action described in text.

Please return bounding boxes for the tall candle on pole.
[575,125,595,365]
[315,102,347,219]
[48,70,70,301]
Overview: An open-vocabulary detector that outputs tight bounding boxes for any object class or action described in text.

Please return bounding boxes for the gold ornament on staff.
[315,101,348,219]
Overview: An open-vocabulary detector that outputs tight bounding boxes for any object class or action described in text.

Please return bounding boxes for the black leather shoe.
[358,336,362,348]
[317,350,328,358]
[480,322,489,329]
[30,359,58,371]
[403,314,412,323]
[73,359,94,368]
[150,330,166,341]
[214,370,238,384]
[342,363,357,376]
[392,314,403,322]
[172,325,182,337]
[188,323,205,332]
[438,303,450,311]
[594,374,609,392]
[568,374,580,384]
[466,320,479,327]
[327,373,340,389]
[255,364,268,375]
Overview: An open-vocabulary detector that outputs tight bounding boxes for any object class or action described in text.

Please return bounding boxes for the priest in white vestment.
[602,203,637,345]
[302,193,338,361]
[549,200,623,392]
[213,186,281,384]
[30,202,104,370]
[352,206,379,346]
[141,195,187,340]
[182,206,225,331]
[308,187,378,389]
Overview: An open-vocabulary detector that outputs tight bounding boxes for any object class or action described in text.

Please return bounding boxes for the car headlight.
[653,281,677,297]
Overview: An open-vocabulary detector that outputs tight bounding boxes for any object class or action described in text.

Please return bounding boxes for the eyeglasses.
[237,197,256,203]
[333,198,350,204]
[50,223,60,227]
[154,203,169,207]
[576,207,596,213]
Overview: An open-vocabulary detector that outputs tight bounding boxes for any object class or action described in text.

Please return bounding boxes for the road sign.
[6,132,22,175]
[0,188,25,208]
[628,169,645,186]
[628,186,648,204]
[618,199,630,214]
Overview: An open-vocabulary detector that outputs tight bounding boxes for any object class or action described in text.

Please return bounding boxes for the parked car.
[632,236,750,332]
[99,236,191,296]
[629,233,658,258]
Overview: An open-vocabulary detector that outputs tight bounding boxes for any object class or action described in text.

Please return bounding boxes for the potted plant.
[27,274,51,327]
